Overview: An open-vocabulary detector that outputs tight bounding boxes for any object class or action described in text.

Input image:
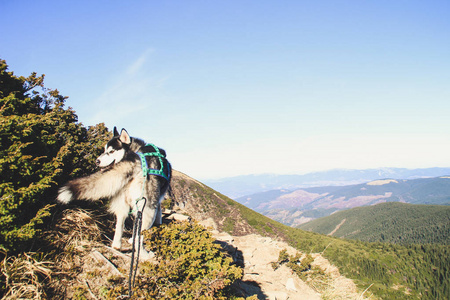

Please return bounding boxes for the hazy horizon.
[201,166,450,181]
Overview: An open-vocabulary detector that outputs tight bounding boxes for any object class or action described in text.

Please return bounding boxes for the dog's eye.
[109,150,115,154]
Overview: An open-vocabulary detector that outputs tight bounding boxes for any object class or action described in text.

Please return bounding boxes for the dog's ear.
[113,127,119,137]
[119,128,131,145]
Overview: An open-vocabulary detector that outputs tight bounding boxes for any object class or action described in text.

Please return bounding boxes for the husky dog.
[57,127,171,258]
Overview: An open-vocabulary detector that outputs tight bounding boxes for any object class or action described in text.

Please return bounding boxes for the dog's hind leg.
[154,201,163,226]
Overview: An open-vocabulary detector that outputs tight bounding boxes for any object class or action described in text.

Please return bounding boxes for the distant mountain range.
[235,176,450,227]
[297,202,450,245]
[204,167,450,198]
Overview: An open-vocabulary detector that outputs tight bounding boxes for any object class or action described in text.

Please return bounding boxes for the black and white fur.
[57,127,171,259]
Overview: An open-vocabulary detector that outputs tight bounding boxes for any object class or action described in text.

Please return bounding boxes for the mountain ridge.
[236,175,450,227]
[204,167,450,198]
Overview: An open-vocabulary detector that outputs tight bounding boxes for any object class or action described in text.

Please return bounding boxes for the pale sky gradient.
[1,0,449,180]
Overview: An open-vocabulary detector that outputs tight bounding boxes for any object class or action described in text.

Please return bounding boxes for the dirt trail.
[218,232,320,300]
[207,227,368,300]
[328,218,347,236]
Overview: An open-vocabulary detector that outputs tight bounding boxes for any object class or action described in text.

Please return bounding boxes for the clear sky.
[1,0,449,180]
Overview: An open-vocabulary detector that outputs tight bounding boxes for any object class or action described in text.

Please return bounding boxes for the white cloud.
[86,49,167,128]
[126,49,154,76]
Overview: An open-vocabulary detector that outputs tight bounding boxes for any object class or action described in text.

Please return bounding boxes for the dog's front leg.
[112,212,127,250]
[109,195,129,250]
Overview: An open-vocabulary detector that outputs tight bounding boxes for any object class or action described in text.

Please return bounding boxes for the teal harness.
[136,143,171,181]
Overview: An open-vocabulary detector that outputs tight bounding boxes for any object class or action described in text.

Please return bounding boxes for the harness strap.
[137,143,171,181]
[129,144,170,216]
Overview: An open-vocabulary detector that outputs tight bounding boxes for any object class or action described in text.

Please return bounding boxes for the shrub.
[272,249,315,280]
[111,221,243,299]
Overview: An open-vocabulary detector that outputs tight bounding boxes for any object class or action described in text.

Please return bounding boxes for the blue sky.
[1,0,450,179]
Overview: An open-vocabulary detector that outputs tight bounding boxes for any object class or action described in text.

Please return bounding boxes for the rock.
[167,213,191,222]
[162,209,174,214]
[198,217,218,230]
[90,250,123,277]
[213,232,234,244]
[286,278,297,291]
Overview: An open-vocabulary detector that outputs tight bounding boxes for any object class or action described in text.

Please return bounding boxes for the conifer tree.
[0,59,110,253]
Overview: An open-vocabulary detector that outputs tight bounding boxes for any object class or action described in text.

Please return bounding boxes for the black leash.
[128,197,147,298]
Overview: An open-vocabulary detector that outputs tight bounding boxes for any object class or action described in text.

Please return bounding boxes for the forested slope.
[298,202,450,245]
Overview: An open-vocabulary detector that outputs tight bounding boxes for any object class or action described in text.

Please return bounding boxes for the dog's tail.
[167,185,175,201]
[57,185,76,204]
[57,162,136,204]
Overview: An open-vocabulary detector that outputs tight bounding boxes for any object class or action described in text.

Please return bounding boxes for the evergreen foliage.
[106,221,243,299]
[0,59,110,254]
[298,202,450,245]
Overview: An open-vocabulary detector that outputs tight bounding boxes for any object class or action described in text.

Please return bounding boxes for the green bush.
[113,221,243,299]
[272,249,316,280]
[0,59,110,254]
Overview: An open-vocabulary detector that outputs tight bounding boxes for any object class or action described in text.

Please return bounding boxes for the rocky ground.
[51,208,373,300]
[199,217,369,300]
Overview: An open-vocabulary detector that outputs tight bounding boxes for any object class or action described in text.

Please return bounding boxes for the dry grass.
[1,208,109,299]
[47,208,104,252]
[1,253,53,300]
[46,208,109,298]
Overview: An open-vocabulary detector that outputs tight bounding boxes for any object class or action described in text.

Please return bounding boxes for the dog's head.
[96,127,131,169]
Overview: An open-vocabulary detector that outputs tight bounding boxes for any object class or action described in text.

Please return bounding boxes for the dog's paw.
[57,186,73,204]
[139,249,156,261]
[112,240,122,251]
